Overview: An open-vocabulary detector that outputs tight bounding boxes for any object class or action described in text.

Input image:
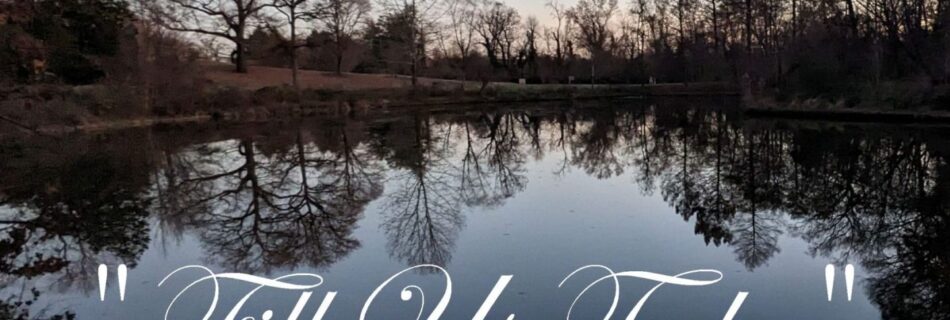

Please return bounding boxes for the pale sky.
[508,1,554,19]
[505,0,577,27]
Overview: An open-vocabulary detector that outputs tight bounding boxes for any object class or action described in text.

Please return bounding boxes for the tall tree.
[378,0,444,86]
[271,0,314,87]
[545,0,575,80]
[474,1,521,69]
[447,0,477,79]
[518,17,540,79]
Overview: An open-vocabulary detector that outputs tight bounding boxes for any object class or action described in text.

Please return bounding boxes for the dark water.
[1,99,949,320]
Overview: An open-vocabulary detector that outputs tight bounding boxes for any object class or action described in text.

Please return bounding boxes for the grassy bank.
[0,78,737,137]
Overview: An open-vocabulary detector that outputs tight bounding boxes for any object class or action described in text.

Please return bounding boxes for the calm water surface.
[1,99,948,319]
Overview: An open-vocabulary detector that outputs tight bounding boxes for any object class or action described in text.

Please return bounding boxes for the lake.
[1,98,947,319]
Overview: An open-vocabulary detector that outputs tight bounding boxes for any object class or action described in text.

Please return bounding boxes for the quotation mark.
[97,264,128,302]
[824,264,855,302]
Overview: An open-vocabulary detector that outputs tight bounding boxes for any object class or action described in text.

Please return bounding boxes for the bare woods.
[0,0,949,126]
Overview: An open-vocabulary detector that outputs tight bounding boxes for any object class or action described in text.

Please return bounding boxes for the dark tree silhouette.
[159,127,383,273]
[378,116,464,267]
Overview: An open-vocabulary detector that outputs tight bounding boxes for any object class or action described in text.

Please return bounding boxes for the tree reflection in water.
[1,102,950,319]
[155,123,384,273]
[375,116,464,267]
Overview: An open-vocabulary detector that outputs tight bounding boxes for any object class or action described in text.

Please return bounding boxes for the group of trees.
[0,0,135,84]
[0,0,212,120]
[2,0,947,96]
[144,0,949,95]
[144,0,372,86]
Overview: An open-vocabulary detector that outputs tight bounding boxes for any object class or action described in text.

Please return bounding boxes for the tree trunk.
[791,0,798,39]
[291,51,298,87]
[938,0,950,82]
[411,58,418,87]
[745,0,753,53]
[712,0,720,52]
[677,0,685,48]
[409,36,419,87]
[410,0,419,88]
[845,0,858,35]
[336,48,344,75]
[291,21,299,88]
[236,41,248,73]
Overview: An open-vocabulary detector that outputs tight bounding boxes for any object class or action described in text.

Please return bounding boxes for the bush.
[206,87,250,111]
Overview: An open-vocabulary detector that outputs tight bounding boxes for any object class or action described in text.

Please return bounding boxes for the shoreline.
[8,98,950,138]
[7,95,950,138]
[0,83,739,137]
[1,96,615,137]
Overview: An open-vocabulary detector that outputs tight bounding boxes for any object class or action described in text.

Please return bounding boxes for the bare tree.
[150,0,270,73]
[569,0,618,59]
[316,0,372,75]
[447,0,477,80]
[271,0,315,87]
[545,0,576,81]
[614,11,638,60]
[474,1,521,69]
[378,0,445,86]
[518,16,540,79]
